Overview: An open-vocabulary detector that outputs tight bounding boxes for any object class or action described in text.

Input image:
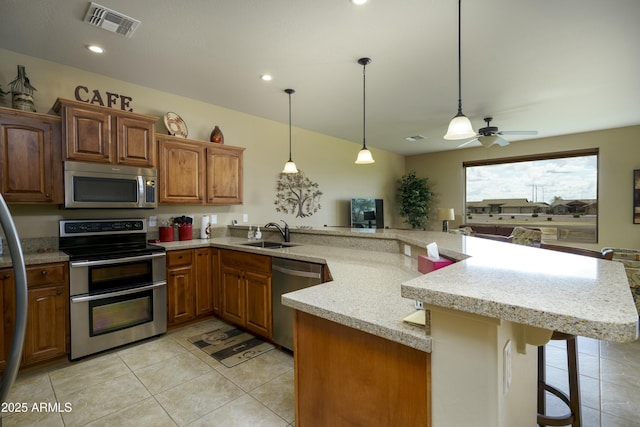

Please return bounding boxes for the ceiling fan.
[458,117,538,148]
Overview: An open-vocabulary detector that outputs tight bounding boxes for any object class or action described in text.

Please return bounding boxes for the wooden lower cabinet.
[1,263,69,371]
[195,248,215,317]
[167,249,196,326]
[294,311,431,426]
[220,250,272,339]
[167,248,217,327]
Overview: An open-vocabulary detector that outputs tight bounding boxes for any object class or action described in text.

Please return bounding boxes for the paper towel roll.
[200,215,210,239]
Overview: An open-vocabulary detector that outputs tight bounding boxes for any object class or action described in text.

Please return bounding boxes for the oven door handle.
[70,281,167,303]
[70,252,166,268]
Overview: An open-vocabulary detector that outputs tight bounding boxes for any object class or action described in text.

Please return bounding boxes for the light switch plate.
[242,214,248,223]
[210,214,217,225]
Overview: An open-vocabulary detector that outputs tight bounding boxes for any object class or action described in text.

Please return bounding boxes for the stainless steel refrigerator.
[0,194,28,421]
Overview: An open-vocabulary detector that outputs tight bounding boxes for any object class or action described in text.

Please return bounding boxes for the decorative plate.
[164,112,188,138]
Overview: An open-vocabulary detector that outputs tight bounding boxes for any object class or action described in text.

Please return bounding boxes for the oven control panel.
[60,219,147,236]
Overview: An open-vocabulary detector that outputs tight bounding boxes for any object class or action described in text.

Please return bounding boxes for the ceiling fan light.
[444,113,476,140]
[282,160,299,173]
[355,147,375,164]
[479,135,499,147]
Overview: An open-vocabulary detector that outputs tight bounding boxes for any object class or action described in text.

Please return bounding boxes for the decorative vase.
[210,125,224,144]
[9,65,36,112]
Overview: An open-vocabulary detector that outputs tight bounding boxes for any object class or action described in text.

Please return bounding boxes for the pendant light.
[444,0,475,140]
[355,57,375,164]
[282,88,299,173]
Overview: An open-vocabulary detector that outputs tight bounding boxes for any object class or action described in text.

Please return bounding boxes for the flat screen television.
[350,198,384,229]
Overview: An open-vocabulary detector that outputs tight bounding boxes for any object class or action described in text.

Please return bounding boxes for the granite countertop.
[3,227,637,351]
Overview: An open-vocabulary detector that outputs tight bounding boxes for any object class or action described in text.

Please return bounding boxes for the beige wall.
[406,125,640,250]
[0,48,406,239]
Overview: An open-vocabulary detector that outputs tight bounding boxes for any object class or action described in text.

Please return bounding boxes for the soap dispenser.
[255,227,262,240]
[248,226,254,240]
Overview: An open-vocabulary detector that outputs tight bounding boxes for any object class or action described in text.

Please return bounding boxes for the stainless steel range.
[59,219,167,360]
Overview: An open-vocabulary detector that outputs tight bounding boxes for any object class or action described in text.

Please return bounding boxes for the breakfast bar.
[281,229,639,427]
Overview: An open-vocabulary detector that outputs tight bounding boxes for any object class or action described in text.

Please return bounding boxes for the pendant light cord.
[362,60,368,149]
[456,0,463,115]
[288,91,293,162]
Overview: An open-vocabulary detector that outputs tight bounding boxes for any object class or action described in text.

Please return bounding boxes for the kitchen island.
[277,228,638,427]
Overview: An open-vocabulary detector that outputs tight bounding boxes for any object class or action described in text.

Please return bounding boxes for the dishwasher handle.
[272,264,322,280]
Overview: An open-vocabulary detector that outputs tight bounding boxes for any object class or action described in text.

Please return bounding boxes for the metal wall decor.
[274,170,322,218]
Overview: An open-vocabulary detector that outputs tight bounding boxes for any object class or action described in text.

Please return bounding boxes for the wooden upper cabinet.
[54,98,157,167]
[157,134,244,205]
[206,145,244,204]
[157,136,206,204]
[0,107,62,203]
[116,116,156,167]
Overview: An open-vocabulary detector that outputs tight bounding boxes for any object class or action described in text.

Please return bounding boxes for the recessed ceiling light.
[405,135,425,142]
[351,0,368,5]
[260,74,273,81]
[87,45,104,54]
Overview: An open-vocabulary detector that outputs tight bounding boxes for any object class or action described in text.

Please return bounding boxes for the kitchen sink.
[241,241,297,249]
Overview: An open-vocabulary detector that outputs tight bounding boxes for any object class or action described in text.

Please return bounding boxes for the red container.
[159,226,174,242]
[178,224,192,241]
[418,255,453,274]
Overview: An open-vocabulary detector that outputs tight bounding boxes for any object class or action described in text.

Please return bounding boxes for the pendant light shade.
[282,88,298,173]
[444,0,475,140]
[355,57,375,164]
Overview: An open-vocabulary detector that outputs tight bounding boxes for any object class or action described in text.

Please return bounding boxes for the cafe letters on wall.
[74,85,134,112]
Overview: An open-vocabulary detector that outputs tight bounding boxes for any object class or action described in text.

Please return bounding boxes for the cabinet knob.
[56,290,62,296]
[3,274,10,279]
[45,193,51,198]
[41,270,48,276]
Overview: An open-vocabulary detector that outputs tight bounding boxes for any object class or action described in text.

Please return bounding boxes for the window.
[464,149,598,243]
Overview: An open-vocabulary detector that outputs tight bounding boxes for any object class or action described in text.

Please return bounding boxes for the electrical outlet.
[503,340,512,395]
[242,213,248,223]
[210,214,217,225]
[404,244,411,257]
[148,215,157,227]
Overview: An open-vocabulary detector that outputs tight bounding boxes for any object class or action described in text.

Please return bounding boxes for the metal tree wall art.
[274,170,322,218]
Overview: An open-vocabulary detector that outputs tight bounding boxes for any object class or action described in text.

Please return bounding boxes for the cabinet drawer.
[167,249,193,267]
[26,263,66,287]
[221,250,271,273]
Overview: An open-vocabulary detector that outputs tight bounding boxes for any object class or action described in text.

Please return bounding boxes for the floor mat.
[189,323,274,367]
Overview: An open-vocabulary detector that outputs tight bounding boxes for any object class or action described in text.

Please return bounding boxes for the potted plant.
[397,171,433,229]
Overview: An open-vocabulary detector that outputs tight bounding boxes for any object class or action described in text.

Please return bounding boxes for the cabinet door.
[194,248,214,317]
[167,265,195,326]
[211,249,220,316]
[23,285,66,365]
[245,270,272,338]
[158,138,205,204]
[221,265,244,325]
[63,104,113,163]
[0,113,62,203]
[206,145,244,204]
[116,116,156,167]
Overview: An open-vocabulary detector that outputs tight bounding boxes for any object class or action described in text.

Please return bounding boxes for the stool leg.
[538,345,546,423]
[566,337,581,427]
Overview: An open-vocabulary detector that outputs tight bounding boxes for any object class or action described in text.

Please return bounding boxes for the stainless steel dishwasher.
[272,257,323,351]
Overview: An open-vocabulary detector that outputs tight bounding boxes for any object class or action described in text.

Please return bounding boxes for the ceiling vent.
[404,135,425,142]
[83,2,141,38]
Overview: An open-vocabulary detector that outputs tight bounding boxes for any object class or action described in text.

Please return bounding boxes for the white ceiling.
[1,0,639,156]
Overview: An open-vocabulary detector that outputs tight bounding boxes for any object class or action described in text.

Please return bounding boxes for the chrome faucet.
[265,220,290,242]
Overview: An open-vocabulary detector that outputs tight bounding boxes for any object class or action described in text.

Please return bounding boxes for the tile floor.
[2,319,639,426]
[2,318,295,426]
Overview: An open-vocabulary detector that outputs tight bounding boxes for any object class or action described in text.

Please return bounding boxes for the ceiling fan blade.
[458,138,478,148]
[498,130,538,135]
[495,136,510,146]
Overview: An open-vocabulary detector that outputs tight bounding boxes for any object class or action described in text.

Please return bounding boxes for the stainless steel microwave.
[64,161,157,209]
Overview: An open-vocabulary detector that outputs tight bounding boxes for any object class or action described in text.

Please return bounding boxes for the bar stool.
[537,244,613,427]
